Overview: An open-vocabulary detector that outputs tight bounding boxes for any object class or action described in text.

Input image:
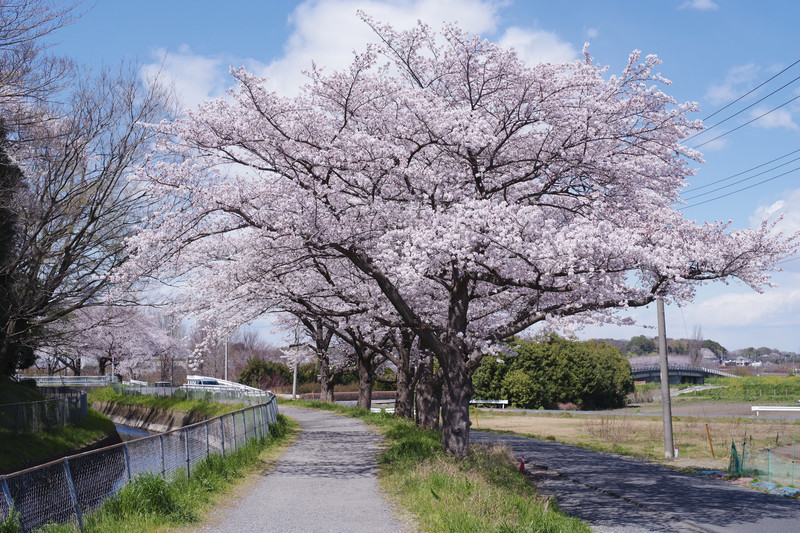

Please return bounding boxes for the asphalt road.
[194,406,406,533]
[470,430,800,533]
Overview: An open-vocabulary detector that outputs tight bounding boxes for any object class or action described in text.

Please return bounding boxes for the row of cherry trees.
[122,17,796,456]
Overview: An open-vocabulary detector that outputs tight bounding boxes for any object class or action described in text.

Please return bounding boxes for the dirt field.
[472,398,800,471]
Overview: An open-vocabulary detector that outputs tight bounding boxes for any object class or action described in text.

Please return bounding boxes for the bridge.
[630,364,739,385]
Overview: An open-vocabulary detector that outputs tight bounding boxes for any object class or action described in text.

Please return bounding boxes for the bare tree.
[688,325,704,367]
[0,63,175,375]
[0,0,80,121]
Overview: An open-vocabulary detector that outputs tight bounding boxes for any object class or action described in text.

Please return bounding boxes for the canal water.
[115,424,156,441]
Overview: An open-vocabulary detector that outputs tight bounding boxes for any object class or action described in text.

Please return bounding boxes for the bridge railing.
[630,365,740,379]
[14,375,118,387]
[0,394,278,531]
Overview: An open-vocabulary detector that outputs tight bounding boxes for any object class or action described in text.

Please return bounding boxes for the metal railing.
[14,375,118,387]
[0,394,278,531]
[0,389,87,433]
[113,383,271,405]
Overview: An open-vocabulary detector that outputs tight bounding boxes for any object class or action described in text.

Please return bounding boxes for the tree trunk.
[356,351,374,410]
[318,356,335,402]
[415,353,441,430]
[395,363,415,419]
[440,358,473,457]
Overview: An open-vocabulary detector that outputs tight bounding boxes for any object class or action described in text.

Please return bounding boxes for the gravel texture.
[194,406,407,533]
[472,430,800,533]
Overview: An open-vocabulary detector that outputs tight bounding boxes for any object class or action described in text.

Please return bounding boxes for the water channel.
[115,424,156,441]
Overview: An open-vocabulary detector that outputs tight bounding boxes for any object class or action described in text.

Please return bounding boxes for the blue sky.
[55,0,800,352]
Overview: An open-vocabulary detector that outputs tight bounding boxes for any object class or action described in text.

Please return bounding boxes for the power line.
[683,154,800,201]
[686,73,800,143]
[702,59,800,122]
[681,165,800,209]
[687,148,800,192]
[693,94,800,149]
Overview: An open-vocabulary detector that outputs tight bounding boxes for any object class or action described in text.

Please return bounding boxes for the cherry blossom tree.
[126,18,797,456]
[41,305,181,379]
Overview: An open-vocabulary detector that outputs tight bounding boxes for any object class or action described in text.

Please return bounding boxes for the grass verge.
[0,377,44,404]
[0,409,115,471]
[88,387,241,418]
[30,414,296,533]
[279,400,589,533]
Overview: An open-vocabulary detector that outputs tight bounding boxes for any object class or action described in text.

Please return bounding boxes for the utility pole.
[292,361,298,400]
[657,296,675,458]
[224,338,229,381]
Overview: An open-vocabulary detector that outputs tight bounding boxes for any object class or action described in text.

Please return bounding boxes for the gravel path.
[471,430,800,533]
[194,406,407,533]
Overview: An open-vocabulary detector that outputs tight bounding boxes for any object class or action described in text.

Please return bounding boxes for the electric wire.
[693,94,800,149]
[701,58,800,123]
[687,148,800,193]
[687,72,800,143]
[683,154,800,201]
[681,165,800,209]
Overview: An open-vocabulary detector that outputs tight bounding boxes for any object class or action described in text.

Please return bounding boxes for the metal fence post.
[63,459,83,530]
[123,443,132,481]
[242,410,248,442]
[159,434,166,477]
[232,412,238,451]
[220,417,226,457]
[184,428,191,479]
[205,421,210,457]
[1,476,13,515]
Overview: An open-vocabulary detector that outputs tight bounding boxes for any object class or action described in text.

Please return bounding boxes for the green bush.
[0,507,21,533]
[473,334,634,409]
[501,369,543,408]
[238,358,292,389]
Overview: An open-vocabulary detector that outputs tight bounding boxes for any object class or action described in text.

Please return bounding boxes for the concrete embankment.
[92,401,208,433]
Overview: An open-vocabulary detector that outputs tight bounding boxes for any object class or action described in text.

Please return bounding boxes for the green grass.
[88,387,241,418]
[279,400,589,533]
[0,409,115,471]
[33,414,295,533]
[0,377,45,404]
[694,376,800,402]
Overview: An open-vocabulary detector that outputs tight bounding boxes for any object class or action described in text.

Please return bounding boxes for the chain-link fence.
[0,394,278,531]
[728,438,800,487]
[0,389,87,433]
[113,383,270,405]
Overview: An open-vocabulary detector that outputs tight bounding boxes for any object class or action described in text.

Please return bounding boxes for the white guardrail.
[470,399,509,408]
[14,374,118,387]
[751,406,800,416]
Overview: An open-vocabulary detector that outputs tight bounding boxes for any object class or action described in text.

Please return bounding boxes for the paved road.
[471,430,800,533]
[195,407,406,533]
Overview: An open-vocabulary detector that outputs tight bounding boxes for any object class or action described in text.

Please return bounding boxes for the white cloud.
[260,0,502,95]
[141,1,577,104]
[585,27,599,40]
[688,283,800,328]
[751,188,800,236]
[498,27,577,66]
[143,45,229,111]
[750,107,799,130]
[694,137,728,152]
[704,63,758,106]
[679,0,719,11]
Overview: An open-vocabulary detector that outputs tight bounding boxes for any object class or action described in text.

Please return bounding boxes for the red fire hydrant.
[519,455,525,473]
